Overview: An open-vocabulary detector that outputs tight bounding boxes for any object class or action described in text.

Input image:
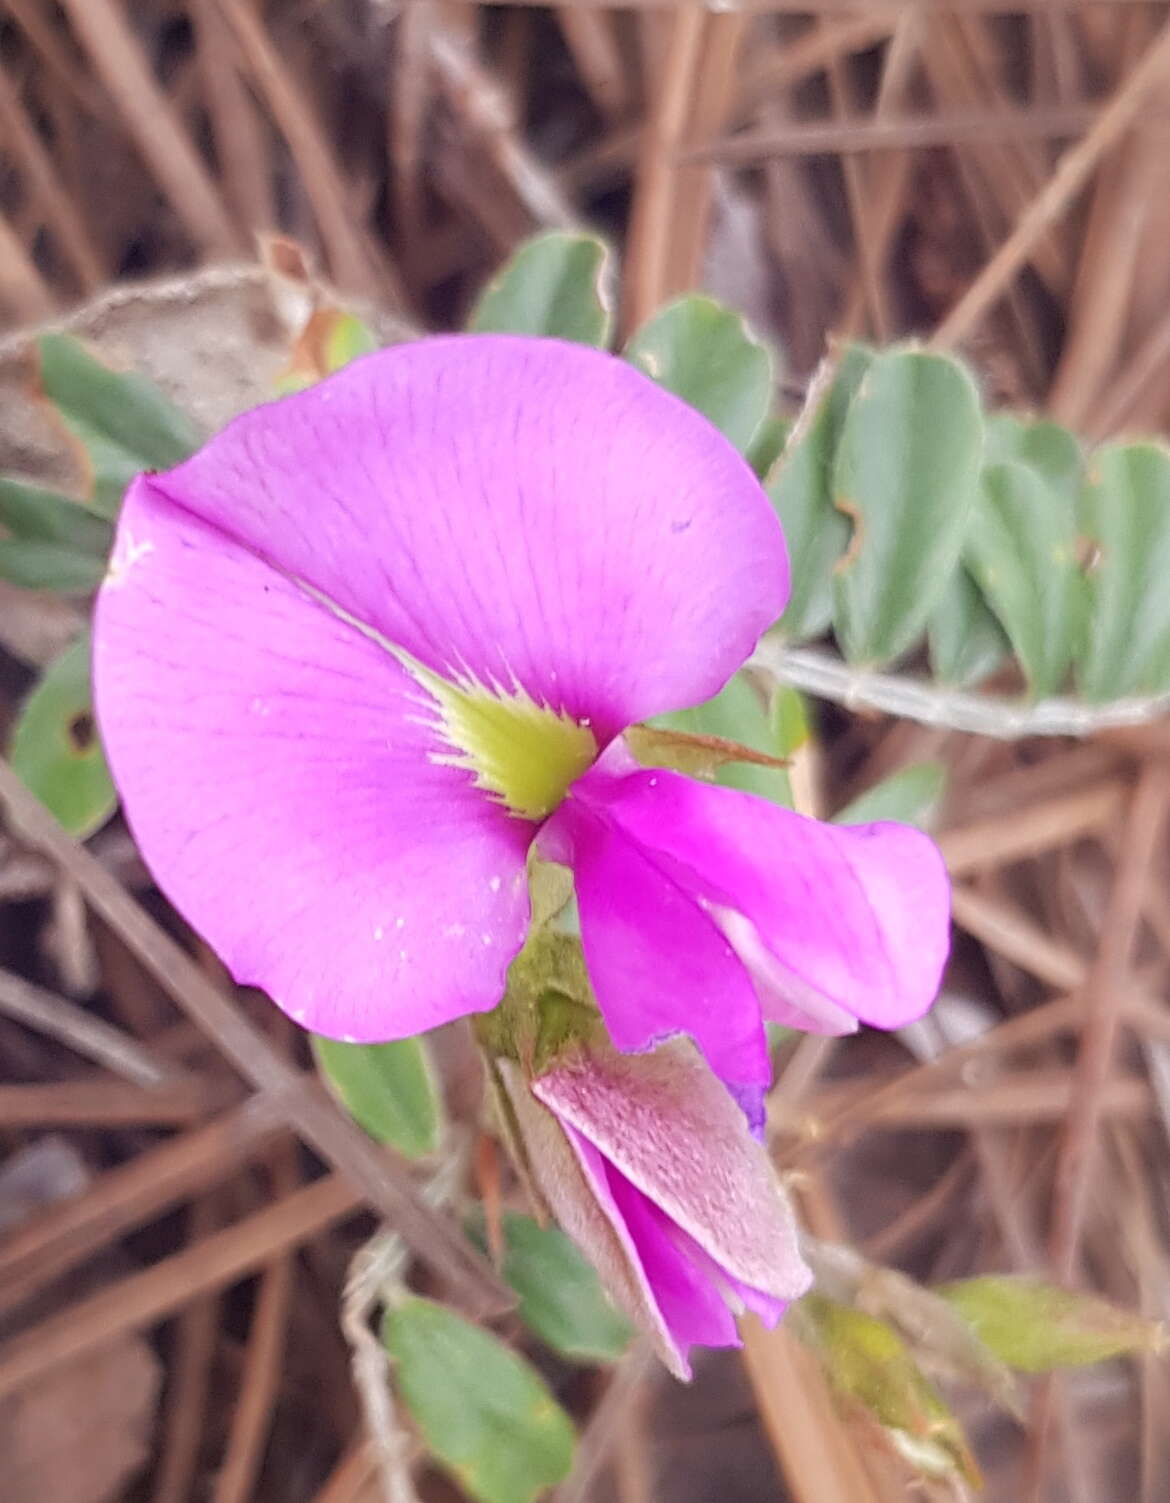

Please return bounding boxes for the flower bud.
[497,1040,810,1380]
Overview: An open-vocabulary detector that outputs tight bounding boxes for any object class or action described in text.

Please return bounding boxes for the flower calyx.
[475,927,604,1080]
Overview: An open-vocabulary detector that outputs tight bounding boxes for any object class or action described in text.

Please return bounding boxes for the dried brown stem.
[212,0,393,300]
[696,102,1094,164]
[1049,761,1170,1280]
[623,6,705,333]
[0,1174,361,1402]
[55,0,240,255]
[151,1194,224,1503]
[932,11,1170,348]
[0,61,105,290]
[211,1148,299,1503]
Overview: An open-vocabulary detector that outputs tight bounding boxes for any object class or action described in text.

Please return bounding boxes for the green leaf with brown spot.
[9,631,116,838]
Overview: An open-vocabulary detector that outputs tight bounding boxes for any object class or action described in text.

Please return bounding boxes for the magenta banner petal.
[538,798,771,1088]
[560,743,950,1044]
[94,478,531,1040]
[144,335,787,741]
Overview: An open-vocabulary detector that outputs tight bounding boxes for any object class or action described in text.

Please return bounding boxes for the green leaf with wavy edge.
[832,348,984,666]
[469,1210,631,1363]
[927,565,1011,688]
[9,631,116,839]
[625,294,773,453]
[470,231,613,347]
[36,333,201,519]
[1078,442,1170,700]
[938,1276,1161,1373]
[768,343,873,641]
[652,669,792,805]
[311,1034,441,1159]
[384,1296,575,1503]
[964,459,1086,699]
[833,762,946,829]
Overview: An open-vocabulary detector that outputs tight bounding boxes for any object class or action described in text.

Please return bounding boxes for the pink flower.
[499,1040,811,1380]
[94,336,949,1103]
[538,738,949,1126]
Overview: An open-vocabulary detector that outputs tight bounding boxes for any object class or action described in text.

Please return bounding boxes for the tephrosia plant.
[3,232,1160,1503]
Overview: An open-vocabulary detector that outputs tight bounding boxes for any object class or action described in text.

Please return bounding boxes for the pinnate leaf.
[928,565,1011,687]
[964,458,1085,699]
[987,412,1082,497]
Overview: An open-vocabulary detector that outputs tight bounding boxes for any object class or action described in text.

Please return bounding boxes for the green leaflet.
[470,231,613,347]
[384,1296,575,1503]
[625,293,774,453]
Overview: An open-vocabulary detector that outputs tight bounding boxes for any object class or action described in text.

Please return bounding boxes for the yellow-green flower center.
[396,649,597,821]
